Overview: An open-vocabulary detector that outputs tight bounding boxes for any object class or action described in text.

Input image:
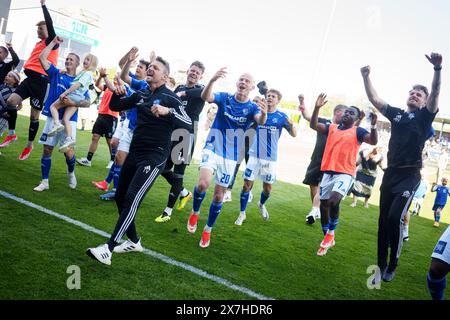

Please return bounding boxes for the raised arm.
[100,68,117,92]
[298,94,311,121]
[431,183,438,192]
[5,43,19,67]
[41,0,57,47]
[201,67,227,102]
[362,112,378,145]
[120,47,139,86]
[39,36,61,71]
[118,47,136,69]
[286,116,297,137]
[425,53,443,114]
[253,98,267,125]
[360,66,387,112]
[95,70,106,91]
[310,93,328,134]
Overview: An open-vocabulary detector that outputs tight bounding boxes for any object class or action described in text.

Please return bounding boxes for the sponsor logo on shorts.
[434,241,447,255]
[143,165,151,174]
[40,133,48,142]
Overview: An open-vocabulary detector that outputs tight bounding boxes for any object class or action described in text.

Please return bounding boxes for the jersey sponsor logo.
[259,125,280,131]
[223,111,248,124]
[408,113,415,120]
[434,241,447,255]
[402,191,411,198]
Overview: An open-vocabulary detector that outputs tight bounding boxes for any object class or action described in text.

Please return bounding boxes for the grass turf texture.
[0,115,448,300]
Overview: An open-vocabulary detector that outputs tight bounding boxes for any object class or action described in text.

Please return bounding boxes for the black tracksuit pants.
[108,151,167,247]
[378,167,421,270]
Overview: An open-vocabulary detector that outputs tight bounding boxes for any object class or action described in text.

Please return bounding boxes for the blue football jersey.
[204,92,260,160]
[249,110,290,161]
[434,185,450,206]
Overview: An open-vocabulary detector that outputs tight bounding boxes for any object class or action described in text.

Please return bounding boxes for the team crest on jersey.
[242,108,248,115]
[272,118,278,124]
[394,115,402,123]
[402,191,411,198]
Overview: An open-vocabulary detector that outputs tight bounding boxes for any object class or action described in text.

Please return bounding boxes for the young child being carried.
[47,36,98,152]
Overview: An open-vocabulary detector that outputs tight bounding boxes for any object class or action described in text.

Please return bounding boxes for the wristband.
[371,124,377,130]
[434,66,442,71]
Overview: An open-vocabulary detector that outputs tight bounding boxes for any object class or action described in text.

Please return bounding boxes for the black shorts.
[14,71,49,111]
[303,160,323,186]
[92,114,118,139]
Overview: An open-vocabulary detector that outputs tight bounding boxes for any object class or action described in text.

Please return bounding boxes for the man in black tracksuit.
[361,52,442,283]
[155,61,207,222]
[86,57,192,265]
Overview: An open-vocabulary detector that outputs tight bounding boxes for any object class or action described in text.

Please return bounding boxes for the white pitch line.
[0,190,274,300]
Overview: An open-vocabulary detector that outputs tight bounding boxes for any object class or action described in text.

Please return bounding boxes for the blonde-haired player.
[48,37,98,152]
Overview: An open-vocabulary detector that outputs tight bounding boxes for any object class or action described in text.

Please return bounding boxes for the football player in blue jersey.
[234,88,297,225]
[431,177,450,228]
[33,37,90,192]
[187,68,267,248]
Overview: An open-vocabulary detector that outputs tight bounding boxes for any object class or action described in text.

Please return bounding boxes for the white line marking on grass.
[0,190,274,300]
